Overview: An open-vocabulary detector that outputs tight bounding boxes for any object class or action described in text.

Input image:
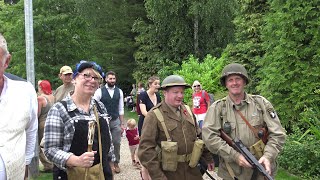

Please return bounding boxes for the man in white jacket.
[0,33,38,180]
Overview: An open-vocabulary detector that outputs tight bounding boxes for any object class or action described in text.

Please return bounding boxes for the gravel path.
[114,136,141,180]
[115,136,222,180]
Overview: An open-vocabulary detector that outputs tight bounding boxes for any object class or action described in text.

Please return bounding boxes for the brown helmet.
[220,63,249,86]
[160,75,191,90]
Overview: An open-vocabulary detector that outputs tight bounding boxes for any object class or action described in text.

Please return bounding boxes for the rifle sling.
[93,104,103,175]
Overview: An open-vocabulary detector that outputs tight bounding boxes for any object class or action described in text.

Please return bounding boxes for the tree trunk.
[194,14,199,56]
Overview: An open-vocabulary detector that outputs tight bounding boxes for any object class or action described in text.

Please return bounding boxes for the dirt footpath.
[115,136,222,180]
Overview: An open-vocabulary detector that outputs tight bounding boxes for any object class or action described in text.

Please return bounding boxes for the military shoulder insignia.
[268,108,277,119]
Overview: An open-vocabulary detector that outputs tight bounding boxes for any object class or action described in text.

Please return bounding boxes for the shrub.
[278,126,320,179]
[172,54,226,104]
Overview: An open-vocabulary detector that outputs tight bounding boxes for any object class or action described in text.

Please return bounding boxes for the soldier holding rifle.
[202,63,286,180]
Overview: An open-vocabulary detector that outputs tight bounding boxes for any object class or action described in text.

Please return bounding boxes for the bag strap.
[154,108,172,141]
[234,107,259,139]
[60,100,77,118]
[202,90,209,108]
[94,99,104,114]
[93,104,104,172]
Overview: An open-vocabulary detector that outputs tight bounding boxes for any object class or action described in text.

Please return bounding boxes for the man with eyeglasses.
[53,65,75,102]
[94,71,124,174]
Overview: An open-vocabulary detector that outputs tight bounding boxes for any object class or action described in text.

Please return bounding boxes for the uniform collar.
[161,102,195,125]
[227,92,252,110]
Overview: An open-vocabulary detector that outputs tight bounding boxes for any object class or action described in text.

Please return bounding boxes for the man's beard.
[107,82,115,87]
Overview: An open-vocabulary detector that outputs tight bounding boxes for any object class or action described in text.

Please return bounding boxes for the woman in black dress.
[137,76,161,180]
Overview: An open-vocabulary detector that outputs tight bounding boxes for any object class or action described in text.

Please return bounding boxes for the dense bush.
[258,0,320,129]
[171,54,226,105]
[300,105,320,139]
[279,126,320,179]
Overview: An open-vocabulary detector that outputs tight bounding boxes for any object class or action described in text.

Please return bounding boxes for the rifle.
[219,129,273,180]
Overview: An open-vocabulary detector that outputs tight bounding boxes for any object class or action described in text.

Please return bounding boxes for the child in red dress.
[125,118,140,167]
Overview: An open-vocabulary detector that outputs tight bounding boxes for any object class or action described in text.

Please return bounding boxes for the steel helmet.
[160,75,191,90]
[220,63,249,86]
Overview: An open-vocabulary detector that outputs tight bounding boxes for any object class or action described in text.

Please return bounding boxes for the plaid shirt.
[44,95,116,170]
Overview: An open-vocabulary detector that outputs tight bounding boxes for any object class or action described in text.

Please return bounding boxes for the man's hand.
[237,154,252,168]
[120,124,125,135]
[259,156,271,175]
[109,161,115,174]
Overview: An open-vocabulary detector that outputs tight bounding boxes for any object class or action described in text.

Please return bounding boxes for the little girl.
[125,119,140,167]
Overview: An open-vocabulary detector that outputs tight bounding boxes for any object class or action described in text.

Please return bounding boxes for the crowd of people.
[1,31,286,180]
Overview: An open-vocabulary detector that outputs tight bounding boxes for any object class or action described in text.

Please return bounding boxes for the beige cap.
[60,65,73,74]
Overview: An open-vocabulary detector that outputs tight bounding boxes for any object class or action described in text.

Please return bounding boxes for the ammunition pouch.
[161,141,178,171]
[157,145,192,163]
[249,139,265,159]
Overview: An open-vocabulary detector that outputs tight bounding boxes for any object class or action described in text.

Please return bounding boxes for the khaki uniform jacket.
[53,83,74,102]
[138,101,211,180]
[202,93,286,180]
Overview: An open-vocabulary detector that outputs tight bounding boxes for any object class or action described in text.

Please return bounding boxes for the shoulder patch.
[267,108,277,119]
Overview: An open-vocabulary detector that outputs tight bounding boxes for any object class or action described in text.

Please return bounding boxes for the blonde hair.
[127,118,137,128]
[192,80,202,91]
[92,69,102,80]
[148,76,160,88]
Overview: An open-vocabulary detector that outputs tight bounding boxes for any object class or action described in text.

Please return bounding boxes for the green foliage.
[0,1,26,76]
[172,54,226,104]
[1,0,146,90]
[222,0,269,94]
[279,127,320,179]
[300,105,320,139]
[0,0,92,88]
[258,0,320,128]
[33,0,93,88]
[133,0,238,82]
[76,0,146,90]
[132,19,165,82]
